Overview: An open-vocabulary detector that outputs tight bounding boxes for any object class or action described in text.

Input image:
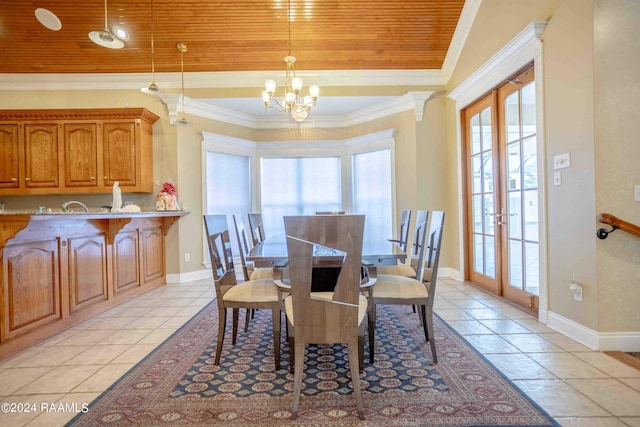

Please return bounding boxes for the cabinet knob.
[90,176,95,180]
[104,176,108,180]
[11,177,17,182]
[25,177,31,181]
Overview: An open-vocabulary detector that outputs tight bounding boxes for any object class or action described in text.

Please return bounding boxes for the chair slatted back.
[425,211,445,305]
[232,214,253,281]
[284,215,365,344]
[397,209,412,252]
[248,213,265,246]
[203,215,237,307]
[412,211,430,282]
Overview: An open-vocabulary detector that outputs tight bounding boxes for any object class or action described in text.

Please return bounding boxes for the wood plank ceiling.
[0,0,465,75]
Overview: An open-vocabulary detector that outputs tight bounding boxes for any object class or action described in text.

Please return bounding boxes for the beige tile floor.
[1,277,639,426]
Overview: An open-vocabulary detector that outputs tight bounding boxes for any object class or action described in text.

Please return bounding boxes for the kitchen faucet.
[61,200,89,212]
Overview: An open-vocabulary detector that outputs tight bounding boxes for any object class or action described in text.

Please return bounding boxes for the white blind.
[352,149,392,240]
[206,151,251,250]
[261,157,342,237]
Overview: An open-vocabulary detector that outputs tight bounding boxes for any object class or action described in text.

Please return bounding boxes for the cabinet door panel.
[0,124,20,188]
[24,124,59,188]
[141,227,164,284]
[113,230,140,293]
[1,240,60,341]
[64,123,97,187]
[68,235,108,312]
[103,122,136,187]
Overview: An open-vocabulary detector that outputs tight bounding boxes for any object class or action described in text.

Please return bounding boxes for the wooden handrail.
[597,213,640,240]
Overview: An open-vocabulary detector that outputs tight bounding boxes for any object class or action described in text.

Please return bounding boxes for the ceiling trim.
[0,70,446,91]
[164,91,435,129]
[441,0,482,82]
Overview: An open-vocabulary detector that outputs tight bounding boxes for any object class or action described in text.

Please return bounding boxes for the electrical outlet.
[184,253,190,262]
[634,185,640,202]
[570,280,582,301]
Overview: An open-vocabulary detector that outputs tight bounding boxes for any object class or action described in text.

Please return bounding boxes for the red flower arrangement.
[162,182,177,195]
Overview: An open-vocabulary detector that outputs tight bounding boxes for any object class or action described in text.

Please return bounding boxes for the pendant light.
[141,0,163,94]
[88,0,125,49]
[174,43,193,126]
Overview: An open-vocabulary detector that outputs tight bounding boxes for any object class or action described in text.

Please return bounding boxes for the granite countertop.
[0,210,189,219]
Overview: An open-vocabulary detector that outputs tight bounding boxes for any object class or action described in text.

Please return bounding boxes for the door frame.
[448,21,550,322]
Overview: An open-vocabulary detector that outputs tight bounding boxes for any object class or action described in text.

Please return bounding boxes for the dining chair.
[371,211,444,364]
[203,214,281,370]
[388,209,412,252]
[377,210,428,278]
[279,214,367,420]
[248,213,266,246]
[233,214,273,281]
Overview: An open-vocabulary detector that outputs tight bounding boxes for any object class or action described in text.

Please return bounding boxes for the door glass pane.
[525,242,539,295]
[507,142,521,191]
[472,155,482,193]
[471,113,481,154]
[483,194,494,235]
[509,239,523,288]
[522,136,537,189]
[481,107,492,150]
[508,192,522,240]
[485,235,495,278]
[472,194,483,233]
[505,92,520,142]
[521,82,536,138]
[482,152,493,193]
[524,189,538,242]
[474,234,484,274]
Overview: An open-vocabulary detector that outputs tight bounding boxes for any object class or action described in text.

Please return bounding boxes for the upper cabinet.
[0,108,159,194]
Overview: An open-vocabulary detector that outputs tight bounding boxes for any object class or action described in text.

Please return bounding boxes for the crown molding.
[161,91,435,129]
[448,20,547,107]
[0,69,446,91]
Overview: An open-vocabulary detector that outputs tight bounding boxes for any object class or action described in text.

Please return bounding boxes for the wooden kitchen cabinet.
[0,108,159,195]
[0,124,20,189]
[1,238,61,342]
[0,211,187,359]
[24,123,60,188]
[64,123,98,188]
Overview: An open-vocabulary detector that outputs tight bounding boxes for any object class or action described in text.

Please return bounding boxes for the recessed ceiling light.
[112,25,129,41]
[35,8,62,31]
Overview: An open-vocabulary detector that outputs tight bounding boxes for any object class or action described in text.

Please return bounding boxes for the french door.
[463,65,539,311]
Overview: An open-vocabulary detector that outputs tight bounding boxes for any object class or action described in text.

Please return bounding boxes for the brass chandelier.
[261,0,319,122]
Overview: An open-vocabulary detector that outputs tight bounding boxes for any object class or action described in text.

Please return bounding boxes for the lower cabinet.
[0,213,183,359]
[113,230,140,294]
[1,239,60,342]
[68,234,108,313]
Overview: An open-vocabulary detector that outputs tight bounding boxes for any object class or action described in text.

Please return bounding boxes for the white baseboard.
[166,268,212,284]
[547,311,640,351]
[597,332,640,352]
[439,267,463,282]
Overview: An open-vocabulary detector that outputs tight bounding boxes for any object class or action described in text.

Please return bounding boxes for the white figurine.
[111,181,122,212]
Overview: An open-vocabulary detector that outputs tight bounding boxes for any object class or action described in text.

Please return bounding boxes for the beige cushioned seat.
[249,267,275,280]
[284,292,368,327]
[372,274,429,300]
[376,263,416,277]
[223,278,279,303]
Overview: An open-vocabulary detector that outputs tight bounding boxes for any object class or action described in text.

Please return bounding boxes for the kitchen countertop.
[0,210,189,220]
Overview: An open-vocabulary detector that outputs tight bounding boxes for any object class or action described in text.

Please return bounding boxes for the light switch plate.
[554,171,562,186]
[635,185,640,202]
[553,152,571,169]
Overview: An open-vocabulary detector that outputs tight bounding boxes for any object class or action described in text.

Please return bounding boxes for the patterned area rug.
[67,302,558,426]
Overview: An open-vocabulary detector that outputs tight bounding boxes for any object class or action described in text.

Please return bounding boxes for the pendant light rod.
[175,42,193,126]
[141,0,163,94]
